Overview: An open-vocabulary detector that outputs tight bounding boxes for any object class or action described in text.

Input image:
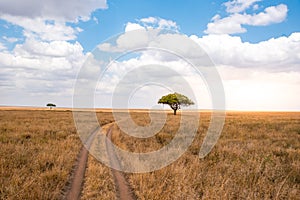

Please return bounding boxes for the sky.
[0,0,299,111]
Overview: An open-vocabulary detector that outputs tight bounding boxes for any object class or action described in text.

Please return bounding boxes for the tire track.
[106,125,137,200]
[63,127,99,200]
[63,124,137,200]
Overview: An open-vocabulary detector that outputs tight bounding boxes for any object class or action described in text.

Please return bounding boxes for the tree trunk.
[170,103,179,115]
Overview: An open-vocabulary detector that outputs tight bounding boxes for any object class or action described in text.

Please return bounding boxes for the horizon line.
[0,105,299,112]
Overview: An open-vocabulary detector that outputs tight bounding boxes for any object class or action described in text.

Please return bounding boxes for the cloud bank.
[0,0,107,22]
[0,0,299,110]
[205,1,288,34]
[0,0,107,106]
[95,17,300,110]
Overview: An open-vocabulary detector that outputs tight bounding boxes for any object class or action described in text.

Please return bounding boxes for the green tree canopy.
[46,103,56,109]
[158,92,194,115]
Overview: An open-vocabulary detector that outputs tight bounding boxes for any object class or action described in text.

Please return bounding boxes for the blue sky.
[2,0,298,51]
[0,0,299,110]
[75,0,300,51]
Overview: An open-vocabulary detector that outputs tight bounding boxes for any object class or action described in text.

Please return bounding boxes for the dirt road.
[106,125,137,200]
[64,127,99,200]
[63,125,136,200]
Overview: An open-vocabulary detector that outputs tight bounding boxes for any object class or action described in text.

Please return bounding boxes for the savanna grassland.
[0,109,81,199]
[0,108,115,200]
[0,108,299,199]
[112,111,300,199]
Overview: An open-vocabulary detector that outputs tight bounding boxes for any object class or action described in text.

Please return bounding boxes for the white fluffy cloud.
[139,17,178,30]
[0,0,107,22]
[140,17,157,24]
[190,31,300,110]
[100,25,203,62]
[2,15,81,41]
[0,0,107,41]
[125,22,145,32]
[0,38,85,70]
[250,4,288,25]
[224,0,262,13]
[1,6,299,111]
[100,18,180,52]
[123,17,178,34]
[0,37,86,106]
[96,18,300,110]
[14,39,84,58]
[94,51,206,109]
[0,0,108,106]
[103,28,300,72]
[205,3,288,34]
[95,32,300,110]
[199,0,299,109]
[99,28,151,52]
[100,18,178,52]
[191,32,300,71]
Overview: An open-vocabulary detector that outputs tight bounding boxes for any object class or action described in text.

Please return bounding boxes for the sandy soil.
[106,125,137,200]
[63,124,136,200]
[63,127,99,200]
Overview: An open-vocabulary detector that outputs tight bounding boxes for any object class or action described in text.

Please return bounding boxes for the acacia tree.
[158,92,194,115]
[46,103,56,110]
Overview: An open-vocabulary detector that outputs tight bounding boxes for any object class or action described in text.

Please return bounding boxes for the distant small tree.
[158,92,194,115]
[47,103,56,110]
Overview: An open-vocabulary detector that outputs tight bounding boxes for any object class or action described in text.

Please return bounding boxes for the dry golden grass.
[0,110,81,199]
[1,109,299,199]
[81,113,116,200]
[0,109,116,199]
[111,112,300,199]
[81,155,115,200]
